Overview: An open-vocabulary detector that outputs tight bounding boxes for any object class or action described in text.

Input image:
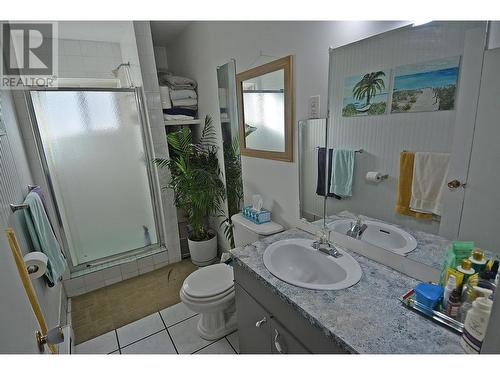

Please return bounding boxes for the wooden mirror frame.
[236,55,294,162]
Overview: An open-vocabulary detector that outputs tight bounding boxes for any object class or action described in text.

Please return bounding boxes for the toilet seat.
[182,263,234,299]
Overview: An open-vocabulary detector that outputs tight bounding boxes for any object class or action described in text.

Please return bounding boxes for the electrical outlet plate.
[309,95,320,119]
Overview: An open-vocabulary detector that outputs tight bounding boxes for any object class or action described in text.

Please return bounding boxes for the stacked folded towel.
[159,72,198,121]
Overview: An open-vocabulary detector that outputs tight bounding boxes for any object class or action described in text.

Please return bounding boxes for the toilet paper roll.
[23,252,48,279]
[365,171,383,182]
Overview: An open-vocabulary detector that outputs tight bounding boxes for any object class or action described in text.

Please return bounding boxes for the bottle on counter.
[443,274,457,310]
[460,297,493,354]
[446,289,461,319]
[469,249,487,273]
[457,259,476,284]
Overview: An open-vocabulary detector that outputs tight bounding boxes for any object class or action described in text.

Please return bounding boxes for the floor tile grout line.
[190,339,221,354]
[118,328,167,351]
[158,311,179,354]
[114,330,122,353]
[163,312,199,329]
[225,336,237,354]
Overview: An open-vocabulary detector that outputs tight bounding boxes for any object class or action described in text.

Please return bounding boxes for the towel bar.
[314,147,363,153]
[10,203,29,212]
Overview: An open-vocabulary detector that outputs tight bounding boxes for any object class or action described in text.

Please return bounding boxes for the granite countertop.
[323,213,451,269]
[231,228,464,354]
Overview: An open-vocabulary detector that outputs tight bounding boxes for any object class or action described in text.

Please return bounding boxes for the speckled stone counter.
[323,213,451,269]
[231,228,464,354]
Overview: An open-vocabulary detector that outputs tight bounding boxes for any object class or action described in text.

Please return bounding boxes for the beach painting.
[342,70,389,117]
[391,56,460,113]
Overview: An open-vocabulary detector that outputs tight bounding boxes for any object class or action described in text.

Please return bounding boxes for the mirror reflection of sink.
[263,239,362,290]
[328,219,417,255]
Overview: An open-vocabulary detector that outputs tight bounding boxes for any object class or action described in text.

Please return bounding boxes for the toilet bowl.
[180,263,236,340]
[180,214,284,340]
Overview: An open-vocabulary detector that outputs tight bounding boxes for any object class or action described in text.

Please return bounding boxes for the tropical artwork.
[342,71,389,117]
[391,56,460,113]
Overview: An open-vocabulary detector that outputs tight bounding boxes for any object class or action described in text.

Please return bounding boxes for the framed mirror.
[236,55,294,162]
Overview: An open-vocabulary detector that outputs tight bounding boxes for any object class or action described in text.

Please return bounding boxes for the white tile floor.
[74,302,239,354]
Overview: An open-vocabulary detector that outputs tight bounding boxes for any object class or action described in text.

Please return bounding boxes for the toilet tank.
[231,214,284,248]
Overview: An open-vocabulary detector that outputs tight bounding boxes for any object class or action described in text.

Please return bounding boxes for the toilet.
[180,213,284,340]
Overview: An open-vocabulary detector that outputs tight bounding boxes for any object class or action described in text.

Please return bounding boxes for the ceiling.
[150,21,191,47]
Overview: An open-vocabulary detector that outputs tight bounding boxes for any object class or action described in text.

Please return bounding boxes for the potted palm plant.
[154,116,226,266]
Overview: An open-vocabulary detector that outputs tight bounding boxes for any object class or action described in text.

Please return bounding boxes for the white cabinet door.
[455,48,500,251]
[0,134,42,354]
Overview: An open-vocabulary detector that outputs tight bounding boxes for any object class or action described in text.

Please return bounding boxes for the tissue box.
[242,206,271,224]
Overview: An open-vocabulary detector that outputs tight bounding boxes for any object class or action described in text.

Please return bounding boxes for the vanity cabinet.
[234,262,348,354]
[234,284,273,353]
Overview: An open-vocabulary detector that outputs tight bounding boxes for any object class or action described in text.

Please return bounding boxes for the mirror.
[323,21,495,271]
[298,21,500,276]
[217,60,243,248]
[236,55,294,162]
[298,118,327,223]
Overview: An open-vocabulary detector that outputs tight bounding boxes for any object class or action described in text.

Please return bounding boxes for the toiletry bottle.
[442,274,457,310]
[457,259,476,284]
[486,260,499,281]
[459,286,492,323]
[469,249,487,273]
[460,297,493,354]
[446,289,461,319]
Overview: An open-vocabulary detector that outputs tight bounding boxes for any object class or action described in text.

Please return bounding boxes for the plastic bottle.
[446,289,461,319]
[442,274,457,310]
[469,249,487,273]
[460,297,493,354]
[457,259,476,284]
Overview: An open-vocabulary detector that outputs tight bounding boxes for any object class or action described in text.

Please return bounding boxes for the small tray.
[400,289,463,334]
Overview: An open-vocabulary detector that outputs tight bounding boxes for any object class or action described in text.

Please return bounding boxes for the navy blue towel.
[316,148,342,200]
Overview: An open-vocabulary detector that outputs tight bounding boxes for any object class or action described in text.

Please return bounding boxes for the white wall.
[165,21,411,237]
[325,22,485,234]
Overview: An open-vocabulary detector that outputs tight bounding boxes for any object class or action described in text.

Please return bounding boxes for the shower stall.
[26,88,163,270]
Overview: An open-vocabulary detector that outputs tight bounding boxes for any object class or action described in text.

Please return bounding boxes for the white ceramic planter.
[187,233,218,266]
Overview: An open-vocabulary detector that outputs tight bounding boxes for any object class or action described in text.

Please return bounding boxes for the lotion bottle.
[460,297,493,354]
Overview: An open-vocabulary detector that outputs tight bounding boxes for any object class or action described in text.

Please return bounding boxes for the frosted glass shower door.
[30,90,158,266]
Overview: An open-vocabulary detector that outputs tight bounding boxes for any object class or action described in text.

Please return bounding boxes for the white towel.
[410,152,450,216]
[170,89,197,100]
[163,114,195,121]
[159,86,172,109]
[171,98,198,107]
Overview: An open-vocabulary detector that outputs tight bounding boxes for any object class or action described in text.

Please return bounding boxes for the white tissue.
[252,194,263,212]
[23,252,48,279]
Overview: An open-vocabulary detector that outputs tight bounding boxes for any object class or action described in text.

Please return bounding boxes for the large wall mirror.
[300,22,500,281]
[236,55,294,162]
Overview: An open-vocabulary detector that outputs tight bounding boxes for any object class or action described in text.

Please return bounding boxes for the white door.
[455,48,500,251]
[0,93,42,353]
[439,26,487,239]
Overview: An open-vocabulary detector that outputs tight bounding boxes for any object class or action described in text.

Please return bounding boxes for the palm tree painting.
[342,70,389,117]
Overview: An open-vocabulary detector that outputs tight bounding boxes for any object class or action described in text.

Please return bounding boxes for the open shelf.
[164,119,202,126]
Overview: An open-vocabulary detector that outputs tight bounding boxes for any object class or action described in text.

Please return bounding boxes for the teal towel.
[23,192,67,285]
[329,149,355,197]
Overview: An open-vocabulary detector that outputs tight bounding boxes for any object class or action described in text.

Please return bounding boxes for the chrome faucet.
[312,229,342,258]
[346,217,368,239]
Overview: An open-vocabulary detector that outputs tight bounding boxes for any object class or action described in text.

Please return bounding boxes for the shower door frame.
[24,87,165,271]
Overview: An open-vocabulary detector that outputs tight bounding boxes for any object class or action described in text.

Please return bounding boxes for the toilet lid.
[183,264,234,298]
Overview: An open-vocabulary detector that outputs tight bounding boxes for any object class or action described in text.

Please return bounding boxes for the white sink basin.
[263,239,362,290]
[328,219,417,255]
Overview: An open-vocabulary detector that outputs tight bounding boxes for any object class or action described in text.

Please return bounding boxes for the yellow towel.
[5,228,56,354]
[395,152,433,219]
